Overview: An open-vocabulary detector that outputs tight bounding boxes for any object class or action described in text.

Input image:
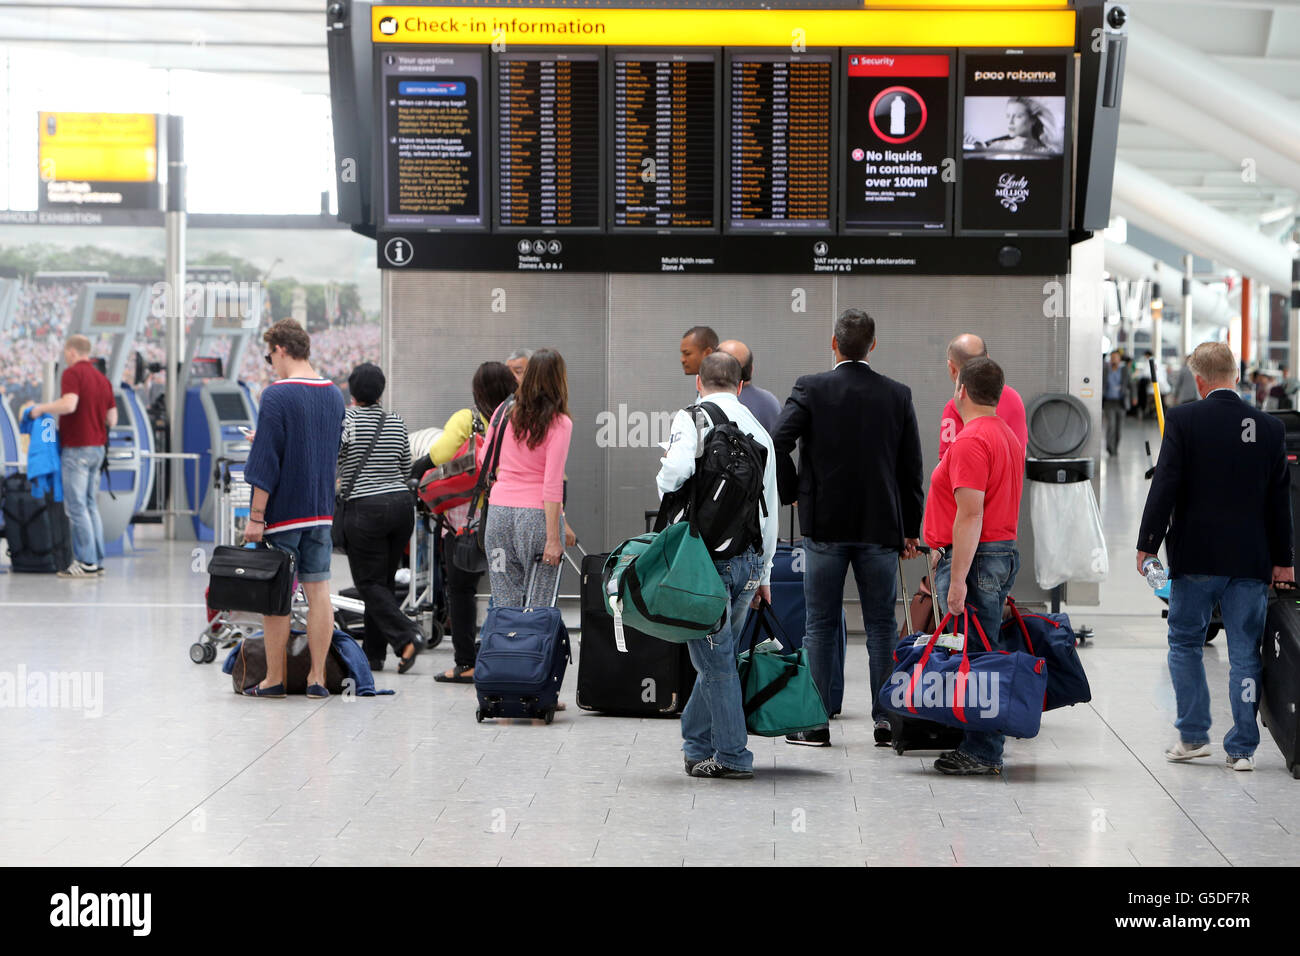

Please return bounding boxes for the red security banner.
[847,54,950,77]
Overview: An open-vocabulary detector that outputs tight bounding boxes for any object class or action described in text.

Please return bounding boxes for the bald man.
[938,334,1027,459]
[718,339,782,434]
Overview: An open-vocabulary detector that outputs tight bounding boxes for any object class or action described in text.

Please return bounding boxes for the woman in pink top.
[482,348,573,608]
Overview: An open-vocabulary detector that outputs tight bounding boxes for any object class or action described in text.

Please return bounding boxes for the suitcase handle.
[524,552,564,608]
[897,547,936,634]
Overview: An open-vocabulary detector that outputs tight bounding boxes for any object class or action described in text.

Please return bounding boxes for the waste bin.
[1025,457,1107,592]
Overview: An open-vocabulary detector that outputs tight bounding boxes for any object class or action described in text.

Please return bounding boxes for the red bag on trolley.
[417,425,484,515]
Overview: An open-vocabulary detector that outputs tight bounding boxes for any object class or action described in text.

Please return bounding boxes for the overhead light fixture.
[1259,204,1295,225]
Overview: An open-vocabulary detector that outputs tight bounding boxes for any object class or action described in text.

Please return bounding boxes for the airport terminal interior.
[2,0,1300,872]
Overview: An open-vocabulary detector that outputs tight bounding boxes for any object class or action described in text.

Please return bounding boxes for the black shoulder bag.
[450,398,514,574]
[333,411,389,552]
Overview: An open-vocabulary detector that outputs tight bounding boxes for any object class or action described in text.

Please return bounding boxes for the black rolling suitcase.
[575,551,696,716]
[1,473,73,573]
[889,552,965,755]
[1261,586,1300,778]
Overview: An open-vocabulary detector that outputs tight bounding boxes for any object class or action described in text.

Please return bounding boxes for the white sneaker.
[1227,755,1254,772]
[1165,740,1212,762]
[57,563,91,579]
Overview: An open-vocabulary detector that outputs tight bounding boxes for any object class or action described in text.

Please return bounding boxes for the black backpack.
[656,402,767,560]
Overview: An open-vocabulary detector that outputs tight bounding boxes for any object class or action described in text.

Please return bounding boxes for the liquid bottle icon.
[889,95,906,136]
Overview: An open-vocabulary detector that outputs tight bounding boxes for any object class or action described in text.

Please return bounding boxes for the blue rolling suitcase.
[738,541,848,716]
[474,556,571,724]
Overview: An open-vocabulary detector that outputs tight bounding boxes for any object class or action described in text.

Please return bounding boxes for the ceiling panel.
[0,0,1295,240]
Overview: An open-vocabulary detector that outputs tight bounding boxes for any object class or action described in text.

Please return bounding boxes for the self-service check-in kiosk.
[181,295,260,540]
[66,283,155,554]
[0,400,18,476]
[0,399,16,563]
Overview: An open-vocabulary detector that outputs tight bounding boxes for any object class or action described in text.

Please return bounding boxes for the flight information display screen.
[611,51,719,231]
[90,291,131,328]
[495,51,603,231]
[726,51,834,233]
[379,49,487,230]
[842,52,953,233]
[957,51,1071,234]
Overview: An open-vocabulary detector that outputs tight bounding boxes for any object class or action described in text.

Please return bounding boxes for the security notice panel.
[359,5,1083,272]
[841,52,953,234]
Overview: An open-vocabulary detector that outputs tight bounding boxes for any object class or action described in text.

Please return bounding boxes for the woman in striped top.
[337,363,422,674]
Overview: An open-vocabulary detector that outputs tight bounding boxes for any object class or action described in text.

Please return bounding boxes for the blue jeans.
[266,525,333,583]
[61,446,105,567]
[681,548,763,772]
[804,540,899,724]
[933,541,1020,767]
[1167,575,1267,758]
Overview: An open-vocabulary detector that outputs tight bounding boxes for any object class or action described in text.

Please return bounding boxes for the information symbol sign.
[384,237,412,267]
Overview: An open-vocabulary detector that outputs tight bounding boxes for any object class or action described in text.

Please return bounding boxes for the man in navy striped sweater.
[242,319,345,699]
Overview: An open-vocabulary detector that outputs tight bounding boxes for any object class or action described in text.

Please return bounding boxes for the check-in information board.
[366,6,1079,272]
[495,50,603,230]
[611,51,718,231]
[726,51,834,233]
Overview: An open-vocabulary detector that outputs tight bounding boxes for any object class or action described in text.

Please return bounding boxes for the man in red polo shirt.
[26,335,116,577]
[938,333,1027,459]
[923,356,1024,775]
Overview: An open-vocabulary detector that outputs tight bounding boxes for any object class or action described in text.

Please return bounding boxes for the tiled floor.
[1,417,1297,867]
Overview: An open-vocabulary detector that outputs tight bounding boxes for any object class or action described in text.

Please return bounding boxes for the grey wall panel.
[383,271,609,548]
[605,274,835,547]
[835,274,1069,604]
[381,266,1093,613]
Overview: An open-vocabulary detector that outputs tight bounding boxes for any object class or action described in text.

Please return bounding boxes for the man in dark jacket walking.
[1102,349,1131,455]
[771,309,925,747]
[1138,342,1295,771]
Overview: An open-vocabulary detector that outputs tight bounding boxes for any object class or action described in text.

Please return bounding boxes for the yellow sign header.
[372,6,1075,48]
[38,112,158,183]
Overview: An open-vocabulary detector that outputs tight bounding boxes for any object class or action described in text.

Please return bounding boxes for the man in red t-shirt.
[938,333,1027,459]
[922,356,1024,776]
[26,335,116,577]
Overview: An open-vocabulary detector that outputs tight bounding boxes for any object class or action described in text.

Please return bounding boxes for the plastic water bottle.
[1142,557,1168,590]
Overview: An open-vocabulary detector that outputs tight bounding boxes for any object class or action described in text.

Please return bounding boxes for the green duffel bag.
[737,604,829,736]
[603,522,728,644]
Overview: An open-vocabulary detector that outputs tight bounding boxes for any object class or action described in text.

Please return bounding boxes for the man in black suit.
[1137,342,1295,772]
[772,309,925,747]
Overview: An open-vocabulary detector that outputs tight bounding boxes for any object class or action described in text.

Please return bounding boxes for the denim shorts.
[266,525,333,583]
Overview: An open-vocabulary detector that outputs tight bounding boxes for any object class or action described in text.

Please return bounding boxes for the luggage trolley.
[191,457,260,663]
[403,501,448,645]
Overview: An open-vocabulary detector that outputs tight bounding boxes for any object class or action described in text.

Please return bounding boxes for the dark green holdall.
[603,522,728,645]
[737,602,829,736]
